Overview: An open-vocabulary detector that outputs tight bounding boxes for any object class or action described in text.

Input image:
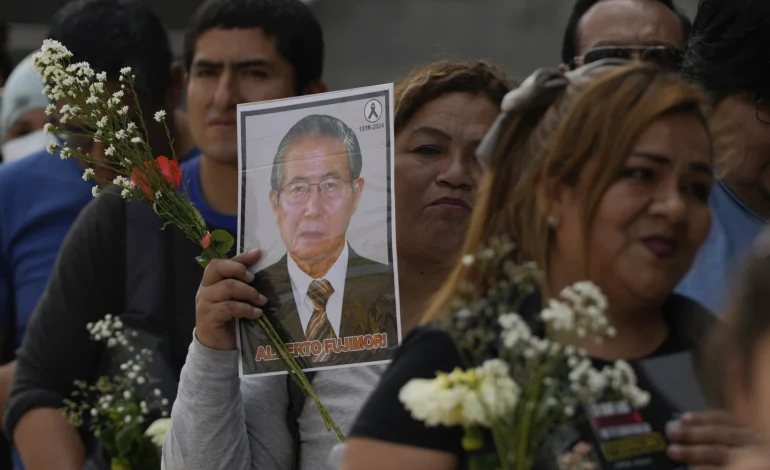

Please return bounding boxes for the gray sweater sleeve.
[162,332,251,470]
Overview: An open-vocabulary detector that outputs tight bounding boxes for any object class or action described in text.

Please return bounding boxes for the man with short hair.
[559,0,691,71]
[3,0,325,469]
[240,114,396,374]
[677,1,770,315]
[0,0,195,466]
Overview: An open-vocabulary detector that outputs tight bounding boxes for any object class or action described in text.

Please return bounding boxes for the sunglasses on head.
[573,45,684,70]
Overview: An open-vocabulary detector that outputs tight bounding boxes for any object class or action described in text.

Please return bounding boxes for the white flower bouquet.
[61,314,171,470]
[399,237,650,470]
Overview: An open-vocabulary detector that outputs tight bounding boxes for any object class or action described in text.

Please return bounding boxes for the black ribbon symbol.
[368,102,379,120]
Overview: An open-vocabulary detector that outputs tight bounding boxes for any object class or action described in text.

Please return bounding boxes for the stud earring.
[547,215,559,227]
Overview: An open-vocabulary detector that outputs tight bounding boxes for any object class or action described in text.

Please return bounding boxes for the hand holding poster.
[236,84,401,377]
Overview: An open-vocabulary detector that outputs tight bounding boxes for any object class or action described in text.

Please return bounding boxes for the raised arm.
[162,249,267,470]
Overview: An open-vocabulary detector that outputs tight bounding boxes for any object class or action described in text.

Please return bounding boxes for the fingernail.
[258,294,268,306]
[245,270,255,283]
[253,308,263,318]
[249,248,260,255]
[666,420,681,433]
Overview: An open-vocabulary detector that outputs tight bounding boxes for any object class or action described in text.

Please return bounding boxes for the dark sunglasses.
[573,46,684,70]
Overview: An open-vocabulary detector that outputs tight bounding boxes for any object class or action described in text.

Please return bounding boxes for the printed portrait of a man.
[240,114,397,374]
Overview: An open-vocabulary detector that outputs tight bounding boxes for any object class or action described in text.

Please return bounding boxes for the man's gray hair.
[270,114,363,191]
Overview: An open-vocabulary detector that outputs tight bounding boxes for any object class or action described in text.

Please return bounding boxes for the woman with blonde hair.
[342,60,748,469]
[163,59,516,470]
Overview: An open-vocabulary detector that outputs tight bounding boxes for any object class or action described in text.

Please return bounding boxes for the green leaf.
[136,436,162,469]
[100,427,118,456]
[210,229,234,254]
[115,424,137,457]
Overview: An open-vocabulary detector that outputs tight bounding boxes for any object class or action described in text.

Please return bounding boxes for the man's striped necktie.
[305,279,336,363]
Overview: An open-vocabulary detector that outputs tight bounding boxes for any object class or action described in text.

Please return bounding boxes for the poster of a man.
[236,85,399,376]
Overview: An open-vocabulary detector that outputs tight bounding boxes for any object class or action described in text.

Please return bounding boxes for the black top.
[2,193,227,440]
[349,293,716,470]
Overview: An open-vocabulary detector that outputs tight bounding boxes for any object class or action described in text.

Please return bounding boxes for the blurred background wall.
[3,0,699,90]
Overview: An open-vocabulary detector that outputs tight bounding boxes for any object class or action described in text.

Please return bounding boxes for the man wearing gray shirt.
[161,0,354,468]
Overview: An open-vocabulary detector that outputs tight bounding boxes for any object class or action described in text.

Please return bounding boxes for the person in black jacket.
[2,0,327,469]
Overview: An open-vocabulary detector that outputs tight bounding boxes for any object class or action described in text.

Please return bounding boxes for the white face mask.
[2,130,57,163]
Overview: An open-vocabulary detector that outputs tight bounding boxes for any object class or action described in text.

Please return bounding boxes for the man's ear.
[302,79,328,96]
[269,188,279,213]
[167,62,185,110]
[351,177,365,213]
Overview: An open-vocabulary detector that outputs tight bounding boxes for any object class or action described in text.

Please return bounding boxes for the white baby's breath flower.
[115,129,126,140]
[137,376,146,385]
[498,313,533,349]
[96,71,107,82]
[154,110,166,122]
[82,168,95,181]
[46,142,61,155]
[120,188,132,199]
[124,415,132,424]
[96,116,108,129]
[461,255,475,267]
[123,391,131,400]
[127,122,137,132]
[91,408,97,417]
[92,185,100,197]
[120,66,132,75]
[155,190,162,200]
[131,137,142,144]
[541,299,575,332]
[118,105,129,115]
[43,123,54,134]
[86,94,98,105]
[45,104,57,116]
[153,389,162,397]
[104,145,115,157]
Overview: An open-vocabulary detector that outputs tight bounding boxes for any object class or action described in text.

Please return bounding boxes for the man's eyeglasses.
[572,46,684,71]
[280,177,353,203]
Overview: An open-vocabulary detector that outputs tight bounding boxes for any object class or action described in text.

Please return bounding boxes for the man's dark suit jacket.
[239,246,397,375]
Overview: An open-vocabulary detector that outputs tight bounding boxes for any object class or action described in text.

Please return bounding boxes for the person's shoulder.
[347,250,393,277]
[0,149,55,185]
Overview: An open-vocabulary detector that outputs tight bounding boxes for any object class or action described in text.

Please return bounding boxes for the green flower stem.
[515,368,546,470]
[256,315,345,441]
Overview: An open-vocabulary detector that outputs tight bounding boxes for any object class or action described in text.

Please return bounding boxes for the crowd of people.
[1,0,770,469]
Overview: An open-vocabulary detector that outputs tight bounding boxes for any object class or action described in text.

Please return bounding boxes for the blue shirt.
[0,149,93,347]
[676,179,765,315]
[182,154,238,234]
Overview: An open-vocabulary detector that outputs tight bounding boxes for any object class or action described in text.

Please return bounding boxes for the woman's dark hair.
[47,0,172,105]
[561,0,692,65]
[394,60,517,134]
[183,0,324,95]
[682,0,770,101]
